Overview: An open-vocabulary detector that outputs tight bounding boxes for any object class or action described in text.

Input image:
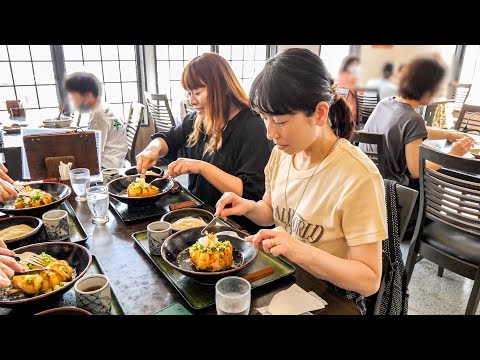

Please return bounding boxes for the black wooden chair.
[453,103,480,135]
[350,131,386,178]
[125,102,144,165]
[448,82,472,112]
[405,144,480,314]
[367,181,418,315]
[0,147,23,180]
[355,87,380,126]
[144,91,176,133]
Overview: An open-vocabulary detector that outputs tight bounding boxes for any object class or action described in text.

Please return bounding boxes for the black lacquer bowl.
[0,242,92,308]
[0,182,71,216]
[0,216,43,248]
[124,166,164,177]
[161,225,257,282]
[107,175,174,207]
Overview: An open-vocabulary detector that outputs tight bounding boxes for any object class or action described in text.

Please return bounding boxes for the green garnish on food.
[25,277,34,285]
[60,266,67,273]
[59,282,65,287]
[27,263,34,270]
[39,252,52,264]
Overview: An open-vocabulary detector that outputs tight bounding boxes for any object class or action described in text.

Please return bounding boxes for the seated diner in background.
[136,53,273,232]
[215,48,388,314]
[65,72,128,169]
[360,57,475,190]
[366,62,397,100]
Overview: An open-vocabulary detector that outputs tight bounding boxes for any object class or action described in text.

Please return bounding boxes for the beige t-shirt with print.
[265,138,388,260]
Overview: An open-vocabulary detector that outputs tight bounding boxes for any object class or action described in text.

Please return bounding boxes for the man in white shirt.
[65,72,128,169]
[366,63,398,100]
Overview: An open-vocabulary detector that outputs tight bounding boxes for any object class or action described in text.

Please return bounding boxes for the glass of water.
[215,276,251,315]
[70,168,90,202]
[86,186,109,225]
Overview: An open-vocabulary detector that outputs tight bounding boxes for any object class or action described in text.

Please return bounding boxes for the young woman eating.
[137,53,273,232]
[215,48,388,313]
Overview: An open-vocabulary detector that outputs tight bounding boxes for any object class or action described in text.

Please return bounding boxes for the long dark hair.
[249,48,354,139]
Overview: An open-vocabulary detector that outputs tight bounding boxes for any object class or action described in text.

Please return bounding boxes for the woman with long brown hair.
[137,52,273,231]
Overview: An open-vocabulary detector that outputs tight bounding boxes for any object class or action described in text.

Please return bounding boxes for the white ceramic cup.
[147,221,172,255]
[102,168,120,185]
[74,274,112,315]
[42,209,70,241]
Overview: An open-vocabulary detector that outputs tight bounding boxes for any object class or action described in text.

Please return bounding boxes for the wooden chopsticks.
[242,266,274,283]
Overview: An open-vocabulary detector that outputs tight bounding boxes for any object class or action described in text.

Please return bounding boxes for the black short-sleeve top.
[152,108,274,230]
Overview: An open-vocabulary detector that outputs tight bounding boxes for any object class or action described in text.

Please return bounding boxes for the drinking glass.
[70,168,90,202]
[86,186,109,225]
[215,276,251,315]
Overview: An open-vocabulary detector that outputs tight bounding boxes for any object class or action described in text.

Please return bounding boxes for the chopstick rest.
[169,200,196,211]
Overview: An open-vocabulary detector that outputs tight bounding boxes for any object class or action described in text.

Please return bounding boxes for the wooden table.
[68,200,360,315]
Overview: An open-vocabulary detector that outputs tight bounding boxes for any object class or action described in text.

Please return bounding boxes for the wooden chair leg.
[466,269,480,315]
[437,267,444,277]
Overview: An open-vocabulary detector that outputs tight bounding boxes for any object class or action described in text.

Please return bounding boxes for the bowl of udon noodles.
[161,208,214,233]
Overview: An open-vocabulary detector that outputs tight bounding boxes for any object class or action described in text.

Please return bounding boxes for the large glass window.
[460,45,480,105]
[155,45,269,121]
[218,45,268,94]
[63,45,140,120]
[156,45,211,119]
[0,45,58,116]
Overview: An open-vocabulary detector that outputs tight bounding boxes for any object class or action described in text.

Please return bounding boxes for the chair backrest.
[336,87,350,100]
[448,82,472,112]
[418,144,480,237]
[355,87,380,125]
[0,147,23,180]
[144,91,176,133]
[396,184,418,242]
[453,103,480,134]
[350,131,386,178]
[125,102,144,164]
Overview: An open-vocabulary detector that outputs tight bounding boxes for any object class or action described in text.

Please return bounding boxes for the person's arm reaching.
[406,137,475,178]
[427,126,475,142]
[214,190,275,226]
[137,137,170,176]
[163,158,244,196]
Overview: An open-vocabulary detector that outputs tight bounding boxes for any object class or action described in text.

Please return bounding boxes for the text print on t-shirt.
[274,205,324,243]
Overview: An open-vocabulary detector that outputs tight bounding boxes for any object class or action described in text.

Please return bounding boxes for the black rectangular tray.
[109,186,204,224]
[8,201,88,249]
[0,255,126,315]
[132,228,296,310]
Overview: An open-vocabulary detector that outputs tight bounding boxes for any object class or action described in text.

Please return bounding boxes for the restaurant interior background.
[3,45,479,154]
[1,44,480,315]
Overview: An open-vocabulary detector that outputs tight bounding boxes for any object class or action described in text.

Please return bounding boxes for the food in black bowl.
[0,182,71,216]
[0,216,43,249]
[124,166,164,177]
[161,208,213,233]
[0,242,92,308]
[107,175,174,207]
[161,225,257,283]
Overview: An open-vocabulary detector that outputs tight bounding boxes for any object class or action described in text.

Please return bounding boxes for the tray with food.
[132,221,296,310]
[0,201,88,249]
[0,253,125,315]
[108,182,204,224]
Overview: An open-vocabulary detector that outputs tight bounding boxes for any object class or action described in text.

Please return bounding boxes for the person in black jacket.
[137,53,273,232]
